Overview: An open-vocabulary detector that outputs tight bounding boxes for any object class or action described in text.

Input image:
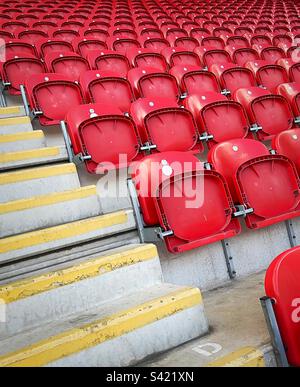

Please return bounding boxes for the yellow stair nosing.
[0,147,61,163]
[0,131,44,143]
[0,163,77,186]
[0,211,129,254]
[0,185,97,215]
[0,106,22,115]
[0,287,202,367]
[207,347,266,367]
[0,116,31,127]
[0,244,158,304]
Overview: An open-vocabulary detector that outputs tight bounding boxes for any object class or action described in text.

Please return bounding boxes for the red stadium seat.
[162,47,201,67]
[108,37,141,55]
[246,60,289,93]
[45,51,90,82]
[52,28,80,43]
[87,49,130,77]
[66,103,141,173]
[277,82,300,118]
[210,62,256,95]
[130,97,203,153]
[174,36,199,51]
[80,70,134,112]
[4,39,37,57]
[126,48,168,71]
[201,36,225,49]
[264,246,300,367]
[184,92,251,148]
[277,58,300,83]
[170,65,220,96]
[235,87,295,140]
[24,73,85,126]
[208,139,300,229]
[226,45,260,66]
[36,38,74,57]
[82,28,109,41]
[253,44,286,64]
[249,34,272,46]
[273,129,300,173]
[1,54,46,95]
[128,67,180,101]
[143,37,170,51]
[130,151,241,253]
[195,46,231,68]
[72,37,108,58]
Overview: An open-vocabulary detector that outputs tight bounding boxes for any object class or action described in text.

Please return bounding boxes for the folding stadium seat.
[249,34,272,46]
[36,38,74,57]
[0,29,14,40]
[184,92,251,148]
[80,70,134,112]
[24,73,85,126]
[4,39,37,57]
[277,59,300,84]
[201,36,225,50]
[45,51,90,82]
[226,45,259,66]
[173,37,199,51]
[108,38,141,55]
[208,138,300,229]
[210,62,257,96]
[32,21,58,34]
[17,29,49,45]
[272,34,293,47]
[142,37,170,51]
[128,67,180,101]
[72,37,108,58]
[2,21,28,34]
[225,35,249,48]
[213,27,232,38]
[126,48,168,71]
[246,60,289,93]
[252,44,286,65]
[164,27,188,45]
[61,21,84,32]
[16,14,38,24]
[277,82,300,120]
[195,46,231,68]
[111,28,138,41]
[82,28,109,42]
[129,151,241,253]
[87,50,130,77]
[235,87,295,141]
[130,97,203,153]
[52,28,80,43]
[272,129,300,173]
[1,54,46,95]
[65,103,141,173]
[263,246,300,367]
[162,47,201,67]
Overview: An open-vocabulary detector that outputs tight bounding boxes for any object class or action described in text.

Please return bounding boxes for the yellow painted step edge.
[0,287,202,367]
[0,131,44,143]
[0,163,77,186]
[0,147,60,163]
[0,244,158,303]
[207,347,266,367]
[0,185,97,215]
[0,116,30,126]
[0,106,22,115]
[0,211,128,254]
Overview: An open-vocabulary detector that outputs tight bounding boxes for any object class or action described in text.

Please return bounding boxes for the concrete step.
[0,185,102,238]
[0,243,162,336]
[0,106,26,119]
[141,271,276,367]
[0,116,33,135]
[0,284,208,367]
[0,209,136,264]
[0,163,80,203]
[0,131,46,152]
[0,146,68,171]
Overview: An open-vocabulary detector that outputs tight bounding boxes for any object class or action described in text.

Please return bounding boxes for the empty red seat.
[195,46,231,68]
[72,37,108,58]
[80,70,134,112]
[87,50,130,77]
[130,97,203,153]
[130,151,241,253]
[235,87,295,140]
[208,139,300,229]
[184,92,251,148]
[36,38,74,57]
[170,65,220,96]
[66,103,141,173]
[225,35,249,48]
[226,45,260,66]
[210,63,256,95]
[128,67,180,101]
[246,60,289,93]
[253,44,286,64]
[45,51,90,82]
[174,36,199,51]
[277,82,300,118]
[24,73,84,126]
[162,47,201,67]
[264,246,300,367]
[249,34,272,46]
[277,58,300,83]
[272,34,293,47]
[17,29,48,45]
[108,37,141,55]
[52,28,79,43]
[4,39,37,57]
[82,28,109,41]
[201,36,225,49]
[143,37,170,51]
[1,54,46,95]
[273,129,300,173]
[126,48,168,71]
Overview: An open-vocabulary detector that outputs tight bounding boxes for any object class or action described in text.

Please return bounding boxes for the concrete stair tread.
[0,131,46,153]
[0,106,26,119]
[0,163,80,203]
[141,272,275,367]
[0,284,205,367]
[0,146,68,171]
[0,209,136,264]
[0,116,33,135]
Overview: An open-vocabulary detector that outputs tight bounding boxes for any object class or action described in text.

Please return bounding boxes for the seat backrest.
[73,37,108,58]
[126,47,168,71]
[5,39,37,57]
[162,47,201,67]
[87,49,130,77]
[277,82,300,117]
[265,246,300,367]
[36,38,74,57]
[195,46,231,67]
[272,129,300,173]
[52,28,80,43]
